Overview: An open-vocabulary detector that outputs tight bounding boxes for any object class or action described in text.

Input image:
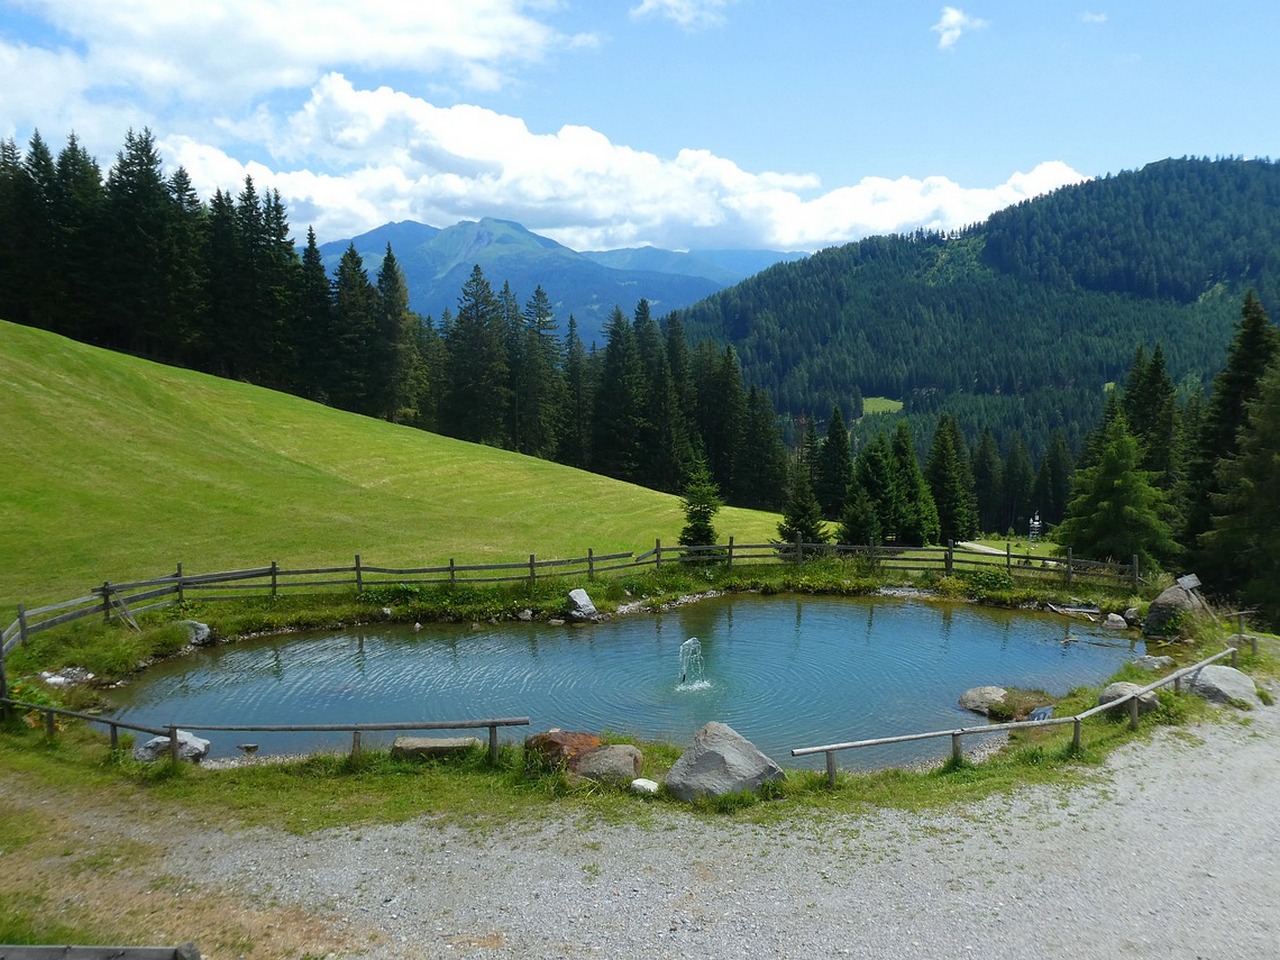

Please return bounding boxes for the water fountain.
[678,637,706,688]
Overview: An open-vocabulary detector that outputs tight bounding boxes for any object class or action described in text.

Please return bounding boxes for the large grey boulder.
[569,744,643,785]
[1144,584,1205,637]
[1098,682,1159,716]
[664,722,784,802]
[1186,665,1261,707]
[1130,655,1175,672]
[958,686,1008,716]
[567,588,599,622]
[133,730,211,763]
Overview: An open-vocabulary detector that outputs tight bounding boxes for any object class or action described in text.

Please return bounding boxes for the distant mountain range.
[317,218,804,346]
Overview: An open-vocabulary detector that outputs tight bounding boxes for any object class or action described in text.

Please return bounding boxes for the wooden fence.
[792,645,1242,785]
[0,943,199,959]
[0,540,1138,705]
[0,697,529,764]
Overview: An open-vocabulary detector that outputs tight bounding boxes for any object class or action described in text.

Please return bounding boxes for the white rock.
[631,778,660,795]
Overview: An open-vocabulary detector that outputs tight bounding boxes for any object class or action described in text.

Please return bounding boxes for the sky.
[2,0,1276,252]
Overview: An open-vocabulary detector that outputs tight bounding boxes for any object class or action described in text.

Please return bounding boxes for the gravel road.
[170,702,1280,960]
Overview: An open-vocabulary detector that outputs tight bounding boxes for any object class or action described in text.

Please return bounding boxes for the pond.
[109,594,1142,769]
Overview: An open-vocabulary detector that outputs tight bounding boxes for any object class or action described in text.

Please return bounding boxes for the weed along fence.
[0,539,1137,705]
[792,645,1245,786]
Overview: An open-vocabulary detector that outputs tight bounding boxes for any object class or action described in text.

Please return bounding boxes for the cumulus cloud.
[630,0,732,29]
[165,75,1086,251]
[7,0,593,110]
[932,7,990,50]
[1081,12,1108,24]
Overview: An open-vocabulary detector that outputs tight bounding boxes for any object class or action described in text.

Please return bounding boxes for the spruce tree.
[855,431,903,544]
[678,458,722,550]
[591,306,646,482]
[1183,291,1279,562]
[926,413,977,543]
[815,405,854,518]
[836,477,881,547]
[442,265,510,445]
[777,458,829,550]
[971,426,1004,535]
[1203,359,1280,617]
[1001,433,1035,536]
[892,420,940,546]
[1057,413,1178,572]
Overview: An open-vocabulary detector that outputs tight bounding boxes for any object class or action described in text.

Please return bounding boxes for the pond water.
[110,595,1142,769]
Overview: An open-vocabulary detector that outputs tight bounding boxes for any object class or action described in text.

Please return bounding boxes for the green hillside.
[0,321,779,614]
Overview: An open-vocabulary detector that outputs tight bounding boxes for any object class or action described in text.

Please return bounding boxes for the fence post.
[101,582,112,623]
[17,603,28,645]
[45,709,56,739]
[951,732,963,764]
[655,538,662,571]
[945,541,954,576]
[728,536,735,569]
[588,548,595,580]
[271,560,279,598]
[796,533,803,563]
[529,554,536,589]
[350,730,362,758]
[1231,646,1239,668]
[168,725,181,763]
[1006,543,1011,571]
[0,649,8,721]
[176,562,185,603]
[1128,697,1140,731]
[1072,718,1082,752]
[449,558,456,587]
[1132,555,1140,591]
[109,723,119,751]
[1066,547,1074,587]
[355,554,363,593]
[488,724,499,763]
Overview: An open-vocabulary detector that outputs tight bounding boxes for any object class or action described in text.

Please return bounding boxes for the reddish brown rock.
[524,730,602,769]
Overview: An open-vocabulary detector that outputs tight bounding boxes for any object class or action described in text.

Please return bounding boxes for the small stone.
[631,778,660,795]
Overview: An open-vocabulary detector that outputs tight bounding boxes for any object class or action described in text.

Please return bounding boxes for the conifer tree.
[836,477,881,547]
[1031,430,1075,526]
[1056,413,1178,572]
[591,305,646,482]
[329,243,379,414]
[557,315,592,469]
[893,420,940,546]
[734,385,790,511]
[1203,359,1280,617]
[855,431,903,544]
[815,405,854,518]
[443,265,509,445]
[678,457,722,549]
[777,457,829,549]
[1182,291,1279,561]
[1001,433,1035,536]
[374,245,424,423]
[971,426,1004,535]
[926,413,977,543]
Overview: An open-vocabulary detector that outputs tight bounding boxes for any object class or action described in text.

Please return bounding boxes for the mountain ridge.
[318,217,802,345]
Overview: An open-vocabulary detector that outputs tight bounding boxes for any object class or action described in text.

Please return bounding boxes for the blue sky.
[2,1,1274,251]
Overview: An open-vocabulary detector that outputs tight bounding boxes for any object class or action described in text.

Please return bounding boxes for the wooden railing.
[0,944,200,960]
[0,698,529,763]
[791,645,1243,785]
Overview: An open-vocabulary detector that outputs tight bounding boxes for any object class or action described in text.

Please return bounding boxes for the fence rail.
[791,646,1241,785]
[0,696,529,763]
[0,944,200,960]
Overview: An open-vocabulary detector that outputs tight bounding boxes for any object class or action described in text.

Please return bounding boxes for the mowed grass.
[0,321,779,614]
[860,395,904,415]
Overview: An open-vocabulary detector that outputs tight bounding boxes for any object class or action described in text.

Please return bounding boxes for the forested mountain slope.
[681,157,1279,451]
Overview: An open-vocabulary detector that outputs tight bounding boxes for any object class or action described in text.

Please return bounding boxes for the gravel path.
[171,703,1280,960]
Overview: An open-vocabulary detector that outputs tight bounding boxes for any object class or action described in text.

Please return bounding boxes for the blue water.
[110,595,1141,768]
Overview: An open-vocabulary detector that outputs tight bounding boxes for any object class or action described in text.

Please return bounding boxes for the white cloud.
[1081,12,1108,24]
[932,7,990,50]
[165,75,1086,251]
[8,0,594,111]
[630,0,731,29]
